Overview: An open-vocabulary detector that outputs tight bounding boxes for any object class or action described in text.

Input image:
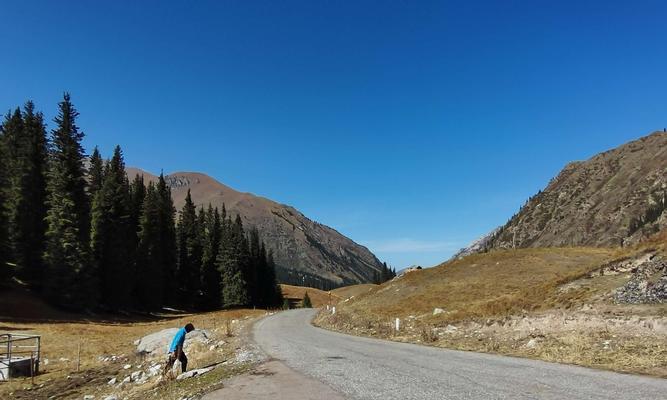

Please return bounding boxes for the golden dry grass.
[315,246,667,377]
[279,284,339,307]
[340,247,619,321]
[330,284,378,299]
[0,308,264,399]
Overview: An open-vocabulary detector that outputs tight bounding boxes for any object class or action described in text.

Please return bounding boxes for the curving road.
[252,309,667,400]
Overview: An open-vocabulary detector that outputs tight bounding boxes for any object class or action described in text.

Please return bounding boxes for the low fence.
[0,333,41,381]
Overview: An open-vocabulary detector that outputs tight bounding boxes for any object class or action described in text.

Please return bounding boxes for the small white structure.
[0,333,41,380]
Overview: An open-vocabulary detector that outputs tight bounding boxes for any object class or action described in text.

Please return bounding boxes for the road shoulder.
[202,360,346,400]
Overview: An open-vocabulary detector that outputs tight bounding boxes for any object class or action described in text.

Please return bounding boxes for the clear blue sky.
[2,1,667,269]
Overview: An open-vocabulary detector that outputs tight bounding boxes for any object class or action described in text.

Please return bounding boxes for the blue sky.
[2,1,667,268]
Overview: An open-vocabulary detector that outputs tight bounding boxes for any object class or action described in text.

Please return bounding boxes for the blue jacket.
[169,327,187,353]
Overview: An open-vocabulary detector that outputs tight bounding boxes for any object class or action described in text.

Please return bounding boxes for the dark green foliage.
[1,94,289,313]
[15,103,49,286]
[157,173,178,306]
[91,146,134,309]
[201,205,222,309]
[302,291,312,308]
[88,146,104,197]
[218,214,250,307]
[0,112,15,281]
[176,190,203,306]
[2,104,50,285]
[135,183,164,310]
[43,93,92,309]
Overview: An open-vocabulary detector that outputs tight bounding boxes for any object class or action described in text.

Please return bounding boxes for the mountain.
[484,131,667,251]
[451,227,500,260]
[126,168,383,288]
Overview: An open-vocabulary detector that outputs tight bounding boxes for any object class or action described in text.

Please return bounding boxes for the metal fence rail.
[0,333,41,380]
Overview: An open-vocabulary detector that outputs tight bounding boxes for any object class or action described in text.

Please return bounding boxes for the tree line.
[0,93,282,311]
[373,262,396,284]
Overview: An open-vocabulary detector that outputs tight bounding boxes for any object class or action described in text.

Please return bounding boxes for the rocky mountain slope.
[126,168,383,288]
[485,131,667,250]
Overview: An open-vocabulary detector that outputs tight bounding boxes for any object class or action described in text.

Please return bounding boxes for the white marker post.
[395,318,400,332]
[332,306,336,315]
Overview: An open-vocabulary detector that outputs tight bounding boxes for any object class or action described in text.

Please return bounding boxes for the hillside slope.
[126,168,383,287]
[486,131,667,250]
[317,245,667,376]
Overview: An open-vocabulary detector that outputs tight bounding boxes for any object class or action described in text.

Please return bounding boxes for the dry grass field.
[279,284,339,308]
[0,305,265,400]
[331,284,378,300]
[316,245,667,377]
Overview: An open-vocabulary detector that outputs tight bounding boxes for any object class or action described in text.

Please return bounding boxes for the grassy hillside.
[331,284,378,300]
[316,245,667,377]
[280,284,340,308]
[339,248,616,321]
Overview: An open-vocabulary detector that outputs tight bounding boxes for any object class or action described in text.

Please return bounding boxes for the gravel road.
[253,309,667,400]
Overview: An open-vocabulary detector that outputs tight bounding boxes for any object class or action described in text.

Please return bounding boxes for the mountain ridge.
[482,130,667,251]
[125,167,383,288]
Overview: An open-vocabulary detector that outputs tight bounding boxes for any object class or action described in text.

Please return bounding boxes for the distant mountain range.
[126,168,383,288]
[471,131,667,253]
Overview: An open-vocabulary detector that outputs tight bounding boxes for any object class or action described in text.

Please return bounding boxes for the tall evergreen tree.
[0,111,17,282]
[201,205,222,309]
[265,249,283,307]
[135,182,164,310]
[88,146,104,197]
[11,102,49,286]
[91,146,133,309]
[247,227,261,305]
[218,214,249,307]
[176,190,202,305]
[157,173,178,305]
[43,93,92,309]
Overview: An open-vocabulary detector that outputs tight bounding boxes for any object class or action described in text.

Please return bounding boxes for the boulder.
[135,328,211,357]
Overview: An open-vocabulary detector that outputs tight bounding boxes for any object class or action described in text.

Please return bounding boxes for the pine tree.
[1,108,24,281]
[0,112,16,283]
[157,173,178,306]
[176,190,202,305]
[43,93,92,309]
[218,214,249,307]
[13,102,49,286]
[135,182,164,310]
[201,205,222,309]
[90,145,133,309]
[88,146,104,197]
[302,291,312,308]
[265,250,283,307]
[247,227,262,305]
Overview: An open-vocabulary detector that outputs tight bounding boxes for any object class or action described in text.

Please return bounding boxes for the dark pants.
[164,350,188,374]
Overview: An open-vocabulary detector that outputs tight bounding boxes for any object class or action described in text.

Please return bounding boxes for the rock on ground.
[176,367,213,380]
[135,328,211,356]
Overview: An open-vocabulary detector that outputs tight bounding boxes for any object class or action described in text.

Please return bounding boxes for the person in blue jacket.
[163,323,195,375]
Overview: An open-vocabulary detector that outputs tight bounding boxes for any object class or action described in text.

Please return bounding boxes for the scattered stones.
[613,256,667,304]
[107,377,117,385]
[433,308,445,316]
[83,395,95,400]
[526,338,539,349]
[176,367,213,380]
[103,396,118,400]
[135,328,211,357]
[130,370,142,381]
[123,364,132,370]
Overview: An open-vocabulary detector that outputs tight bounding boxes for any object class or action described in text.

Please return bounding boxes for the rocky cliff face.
[126,169,383,288]
[486,131,667,250]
